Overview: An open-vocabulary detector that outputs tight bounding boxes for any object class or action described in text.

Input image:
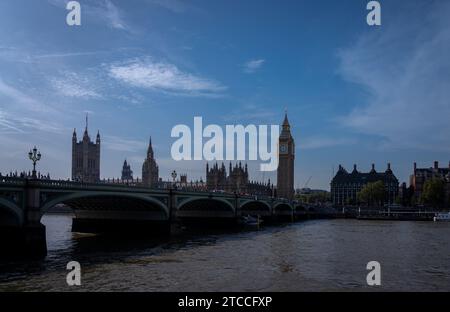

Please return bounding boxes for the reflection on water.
[0,214,449,291]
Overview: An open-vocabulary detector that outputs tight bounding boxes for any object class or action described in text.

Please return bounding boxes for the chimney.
[414,162,417,172]
[434,161,439,170]
[372,163,375,170]
[354,164,357,170]
[387,163,391,170]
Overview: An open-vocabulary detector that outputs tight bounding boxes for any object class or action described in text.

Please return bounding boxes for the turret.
[72,128,77,144]
[385,163,393,174]
[96,130,101,144]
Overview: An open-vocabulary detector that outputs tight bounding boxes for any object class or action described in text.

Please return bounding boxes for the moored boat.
[434,212,450,222]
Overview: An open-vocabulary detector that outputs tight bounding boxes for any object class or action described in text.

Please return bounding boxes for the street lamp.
[171,170,177,183]
[28,146,41,179]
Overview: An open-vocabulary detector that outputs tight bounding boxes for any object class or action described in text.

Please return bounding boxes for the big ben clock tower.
[277,112,295,200]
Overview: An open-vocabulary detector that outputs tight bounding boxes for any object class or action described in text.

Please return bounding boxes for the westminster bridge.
[0,177,324,258]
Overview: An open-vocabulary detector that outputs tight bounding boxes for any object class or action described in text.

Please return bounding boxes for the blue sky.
[0,0,449,190]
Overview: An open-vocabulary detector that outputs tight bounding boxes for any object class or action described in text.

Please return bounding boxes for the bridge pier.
[0,180,48,259]
[0,223,47,259]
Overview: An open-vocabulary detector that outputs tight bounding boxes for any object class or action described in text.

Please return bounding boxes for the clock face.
[280,144,288,154]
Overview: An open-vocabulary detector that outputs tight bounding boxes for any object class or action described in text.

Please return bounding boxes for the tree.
[357,181,386,207]
[421,178,445,209]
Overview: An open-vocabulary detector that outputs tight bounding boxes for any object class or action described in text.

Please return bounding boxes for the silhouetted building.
[330,163,399,206]
[180,174,188,184]
[72,115,100,183]
[121,159,133,181]
[142,137,159,188]
[410,161,450,205]
[398,182,414,207]
[277,113,295,200]
[206,162,273,195]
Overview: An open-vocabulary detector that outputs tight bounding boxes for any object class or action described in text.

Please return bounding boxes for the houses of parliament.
[71,113,295,199]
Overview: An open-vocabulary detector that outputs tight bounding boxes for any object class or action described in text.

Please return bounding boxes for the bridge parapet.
[0,177,26,186]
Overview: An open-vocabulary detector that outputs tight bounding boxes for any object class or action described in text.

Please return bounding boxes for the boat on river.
[434,212,450,222]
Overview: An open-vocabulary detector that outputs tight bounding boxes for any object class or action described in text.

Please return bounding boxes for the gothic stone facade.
[331,163,399,207]
[121,159,133,181]
[142,138,159,188]
[206,162,273,196]
[277,113,295,200]
[72,122,100,183]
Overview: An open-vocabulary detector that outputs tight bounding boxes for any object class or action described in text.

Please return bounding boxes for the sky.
[0,0,449,190]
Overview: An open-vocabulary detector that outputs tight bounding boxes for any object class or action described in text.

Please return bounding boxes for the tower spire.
[147,136,154,158]
[83,113,89,139]
[282,110,290,127]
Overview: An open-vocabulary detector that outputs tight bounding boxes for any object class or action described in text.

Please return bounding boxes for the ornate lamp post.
[171,170,177,183]
[28,146,41,179]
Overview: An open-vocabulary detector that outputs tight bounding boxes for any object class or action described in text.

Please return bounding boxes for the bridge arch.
[240,200,271,216]
[273,202,294,211]
[177,197,235,212]
[240,200,271,210]
[274,202,294,210]
[0,198,23,226]
[40,191,169,219]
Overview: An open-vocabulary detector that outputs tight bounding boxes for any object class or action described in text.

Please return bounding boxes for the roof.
[332,165,398,184]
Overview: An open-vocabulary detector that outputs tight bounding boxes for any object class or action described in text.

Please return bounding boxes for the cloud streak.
[48,0,129,31]
[243,59,265,73]
[108,58,226,96]
[337,1,450,151]
[299,136,357,150]
[103,135,149,153]
[51,72,102,99]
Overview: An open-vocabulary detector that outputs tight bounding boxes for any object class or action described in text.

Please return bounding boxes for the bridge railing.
[0,177,299,204]
[0,176,26,186]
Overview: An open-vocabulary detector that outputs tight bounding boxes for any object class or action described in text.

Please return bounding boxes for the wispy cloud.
[0,46,109,64]
[222,104,276,122]
[103,135,148,153]
[33,51,107,59]
[108,58,227,96]
[0,78,55,113]
[243,59,265,73]
[0,109,63,134]
[337,1,450,151]
[48,0,129,31]
[51,71,102,99]
[147,0,189,13]
[146,0,205,15]
[299,136,357,150]
[100,0,127,30]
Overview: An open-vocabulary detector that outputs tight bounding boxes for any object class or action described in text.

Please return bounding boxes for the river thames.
[0,214,449,291]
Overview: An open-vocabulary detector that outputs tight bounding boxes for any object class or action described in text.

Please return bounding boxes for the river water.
[0,214,449,291]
